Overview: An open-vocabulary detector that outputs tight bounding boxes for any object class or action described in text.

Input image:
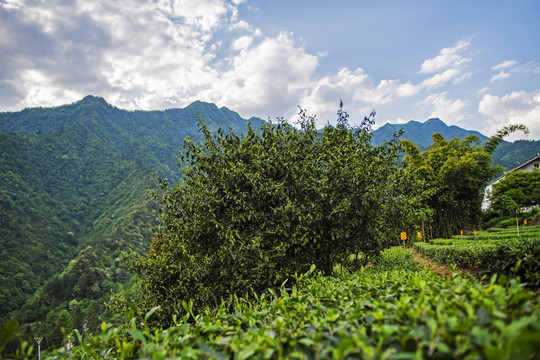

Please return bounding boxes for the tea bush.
[20,247,539,359]
[127,106,409,325]
[414,227,540,286]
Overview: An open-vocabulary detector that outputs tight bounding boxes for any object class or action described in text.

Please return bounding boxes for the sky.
[1,0,539,139]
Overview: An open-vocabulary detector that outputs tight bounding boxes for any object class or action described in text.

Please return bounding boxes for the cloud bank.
[1,1,539,138]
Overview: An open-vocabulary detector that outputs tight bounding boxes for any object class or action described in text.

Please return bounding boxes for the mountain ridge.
[0,96,267,337]
[373,117,489,147]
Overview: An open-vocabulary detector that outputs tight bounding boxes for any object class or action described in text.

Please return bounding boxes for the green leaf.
[127,329,146,344]
[0,320,18,352]
[237,347,256,360]
[144,306,161,323]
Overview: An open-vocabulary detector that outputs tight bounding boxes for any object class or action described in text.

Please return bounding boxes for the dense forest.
[0,96,266,350]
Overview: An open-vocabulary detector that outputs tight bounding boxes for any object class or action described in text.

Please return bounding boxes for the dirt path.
[410,248,540,301]
[410,248,456,277]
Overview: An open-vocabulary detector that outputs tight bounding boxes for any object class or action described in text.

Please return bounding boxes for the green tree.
[491,169,540,213]
[69,300,83,335]
[127,104,407,324]
[402,125,528,238]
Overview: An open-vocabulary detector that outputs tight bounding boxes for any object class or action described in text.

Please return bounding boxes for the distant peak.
[79,95,109,106]
[186,100,218,108]
[425,118,444,124]
[82,95,106,102]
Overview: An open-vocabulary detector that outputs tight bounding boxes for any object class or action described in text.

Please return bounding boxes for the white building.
[482,152,540,210]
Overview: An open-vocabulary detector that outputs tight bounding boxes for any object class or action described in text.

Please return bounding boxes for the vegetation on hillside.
[0,96,265,351]
[4,246,539,359]
[490,169,540,215]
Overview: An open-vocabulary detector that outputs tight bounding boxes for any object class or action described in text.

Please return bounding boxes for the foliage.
[2,96,538,357]
[414,226,540,286]
[372,117,489,147]
[6,248,538,359]
[127,104,407,325]
[402,125,528,238]
[0,320,18,353]
[490,169,540,215]
[492,139,540,170]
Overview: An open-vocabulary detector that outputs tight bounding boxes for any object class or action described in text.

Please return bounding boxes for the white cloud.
[230,35,253,51]
[421,68,461,88]
[419,38,471,74]
[210,32,319,119]
[154,0,228,31]
[478,90,540,139]
[1,0,538,141]
[492,60,518,71]
[452,72,473,85]
[418,92,470,125]
[0,0,243,111]
[478,87,489,94]
[0,0,321,118]
[489,60,540,83]
[490,71,511,83]
[514,61,540,75]
[16,69,83,107]
[299,68,421,126]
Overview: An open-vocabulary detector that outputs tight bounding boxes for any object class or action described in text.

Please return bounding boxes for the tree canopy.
[490,169,540,215]
[402,125,528,238]
[128,104,409,324]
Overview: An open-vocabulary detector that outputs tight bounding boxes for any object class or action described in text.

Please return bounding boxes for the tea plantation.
[414,226,540,287]
[6,230,540,359]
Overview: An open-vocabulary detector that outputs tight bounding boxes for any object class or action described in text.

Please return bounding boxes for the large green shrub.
[127,104,407,324]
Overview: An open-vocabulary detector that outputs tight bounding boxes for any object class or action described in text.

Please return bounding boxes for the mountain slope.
[1,97,538,350]
[0,96,266,336]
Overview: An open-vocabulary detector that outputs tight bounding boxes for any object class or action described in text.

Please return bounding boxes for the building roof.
[489,152,540,185]
[511,152,540,172]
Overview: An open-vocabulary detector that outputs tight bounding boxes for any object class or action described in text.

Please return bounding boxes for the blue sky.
[1,0,539,139]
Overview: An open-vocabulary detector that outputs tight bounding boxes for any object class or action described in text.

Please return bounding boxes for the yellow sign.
[460,230,463,235]
[417,232,422,239]
[400,232,407,240]
[524,219,528,225]
[474,230,477,236]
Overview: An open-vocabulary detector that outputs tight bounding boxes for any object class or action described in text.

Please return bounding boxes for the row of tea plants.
[4,247,539,359]
[414,226,540,287]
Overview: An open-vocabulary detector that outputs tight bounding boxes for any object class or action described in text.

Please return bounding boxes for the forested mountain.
[0,96,266,347]
[372,118,540,169]
[1,96,538,349]
[373,118,489,147]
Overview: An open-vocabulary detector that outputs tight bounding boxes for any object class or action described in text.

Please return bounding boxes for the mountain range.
[372,118,489,147]
[1,96,539,347]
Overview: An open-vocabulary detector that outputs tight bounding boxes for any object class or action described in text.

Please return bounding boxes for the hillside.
[0,96,266,345]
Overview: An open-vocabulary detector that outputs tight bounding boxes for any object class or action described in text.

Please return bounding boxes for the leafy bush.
[488,238,540,286]
[127,105,408,325]
[499,218,518,228]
